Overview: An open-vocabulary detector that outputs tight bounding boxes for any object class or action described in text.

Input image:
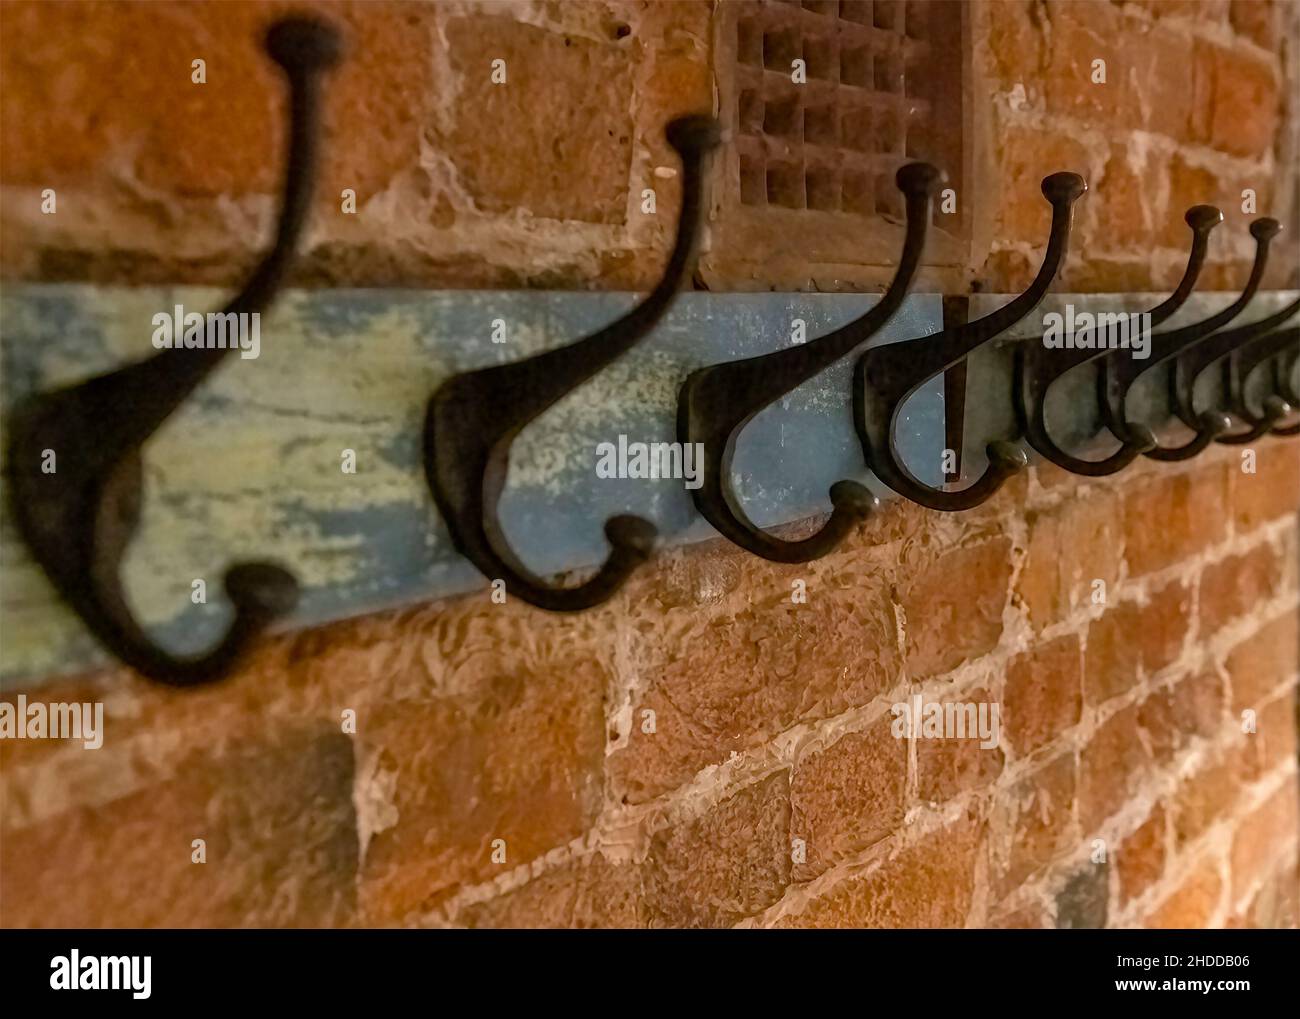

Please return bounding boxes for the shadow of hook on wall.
[423,115,721,610]
[855,172,1088,511]
[4,17,341,686]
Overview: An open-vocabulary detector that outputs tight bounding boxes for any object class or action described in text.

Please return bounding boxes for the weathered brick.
[1055,862,1110,929]
[1080,703,1151,832]
[1004,635,1083,756]
[990,752,1078,896]
[1018,490,1123,629]
[1117,804,1168,905]
[1093,145,1152,251]
[901,538,1013,679]
[1229,440,1300,532]
[915,686,1006,802]
[1230,0,1281,49]
[1200,544,1285,634]
[995,123,1092,244]
[1146,854,1224,928]
[1231,785,1299,901]
[1123,465,1231,577]
[609,559,902,803]
[441,16,634,224]
[1226,610,1299,714]
[1203,41,1281,158]
[790,718,907,880]
[775,809,984,928]
[0,724,357,927]
[355,645,608,923]
[457,855,644,929]
[644,772,792,927]
[1138,669,1227,764]
[1172,747,1246,848]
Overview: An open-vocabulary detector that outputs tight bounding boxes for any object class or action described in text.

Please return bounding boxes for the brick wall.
[1,0,1298,929]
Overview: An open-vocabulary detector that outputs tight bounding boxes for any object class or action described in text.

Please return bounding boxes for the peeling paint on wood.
[0,286,945,685]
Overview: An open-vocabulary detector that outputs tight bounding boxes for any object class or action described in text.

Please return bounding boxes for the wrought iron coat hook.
[675,162,940,563]
[1101,218,1281,462]
[1214,312,1300,440]
[1235,326,1300,435]
[4,17,340,686]
[1014,205,1221,476]
[1172,294,1298,444]
[856,172,1087,510]
[424,116,720,610]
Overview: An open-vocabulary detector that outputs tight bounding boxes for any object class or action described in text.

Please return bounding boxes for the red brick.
[1226,610,1299,714]
[1231,785,1300,901]
[995,124,1092,244]
[1200,544,1285,635]
[1146,854,1224,928]
[644,772,792,927]
[1230,440,1300,532]
[1118,805,1168,905]
[990,752,1078,896]
[916,686,1006,802]
[1204,42,1281,158]
[790,718,907,880]
[775,809,984,928]
[1080,703,1151,832]
[0,0,436,200]
[1138,669,1227,765]
[0,724,357,927]
[901,538,1013,679]
[1018,490,1124,629]
[355,650,608,923]
[609,560,902,803]
[1172,747,1247,848]
[1123,465,1231,577]
[457,855,644,929]
[1004,635,1083,756]
[1230,0,1281,50]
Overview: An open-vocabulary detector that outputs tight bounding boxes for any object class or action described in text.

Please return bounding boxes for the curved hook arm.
[1014,205,1221,476]
[4,17,340,685]
[856,172,1087,510]
[1222,323,1300,439]
[1101,217,1281,461]
[424,116,720,609]
[1182,297,1299,444]
[675,162,940,562]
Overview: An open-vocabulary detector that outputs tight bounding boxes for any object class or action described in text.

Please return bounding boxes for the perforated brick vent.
[707,0,967,290]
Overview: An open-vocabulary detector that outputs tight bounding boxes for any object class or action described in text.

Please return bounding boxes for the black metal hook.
[1174,295,1299,444]
[1220,319,1300,439]
[1014,205,1221,476]
[856,172,1087,510]
[423,116,719,609]
[4,17,340,686]
[1101,217,1282,461]
[675,162,940,562]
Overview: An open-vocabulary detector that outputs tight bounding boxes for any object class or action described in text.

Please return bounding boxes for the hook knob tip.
[1198,410,1234,437]
[266,16,344,73]
[1264,395,1292,421]
[1127,424,1159,453]
[604,514,658,561]
[1041,172,1087,204]
[987,440,1029,474]
[828,480,879,518]
[224,562,299,620]
[1250,217,1282,242]
[666,115,722,157]
[895,161,944,198]
[1184,204,1223,233]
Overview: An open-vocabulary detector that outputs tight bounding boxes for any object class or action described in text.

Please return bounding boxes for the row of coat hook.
[6,16,1299,687]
